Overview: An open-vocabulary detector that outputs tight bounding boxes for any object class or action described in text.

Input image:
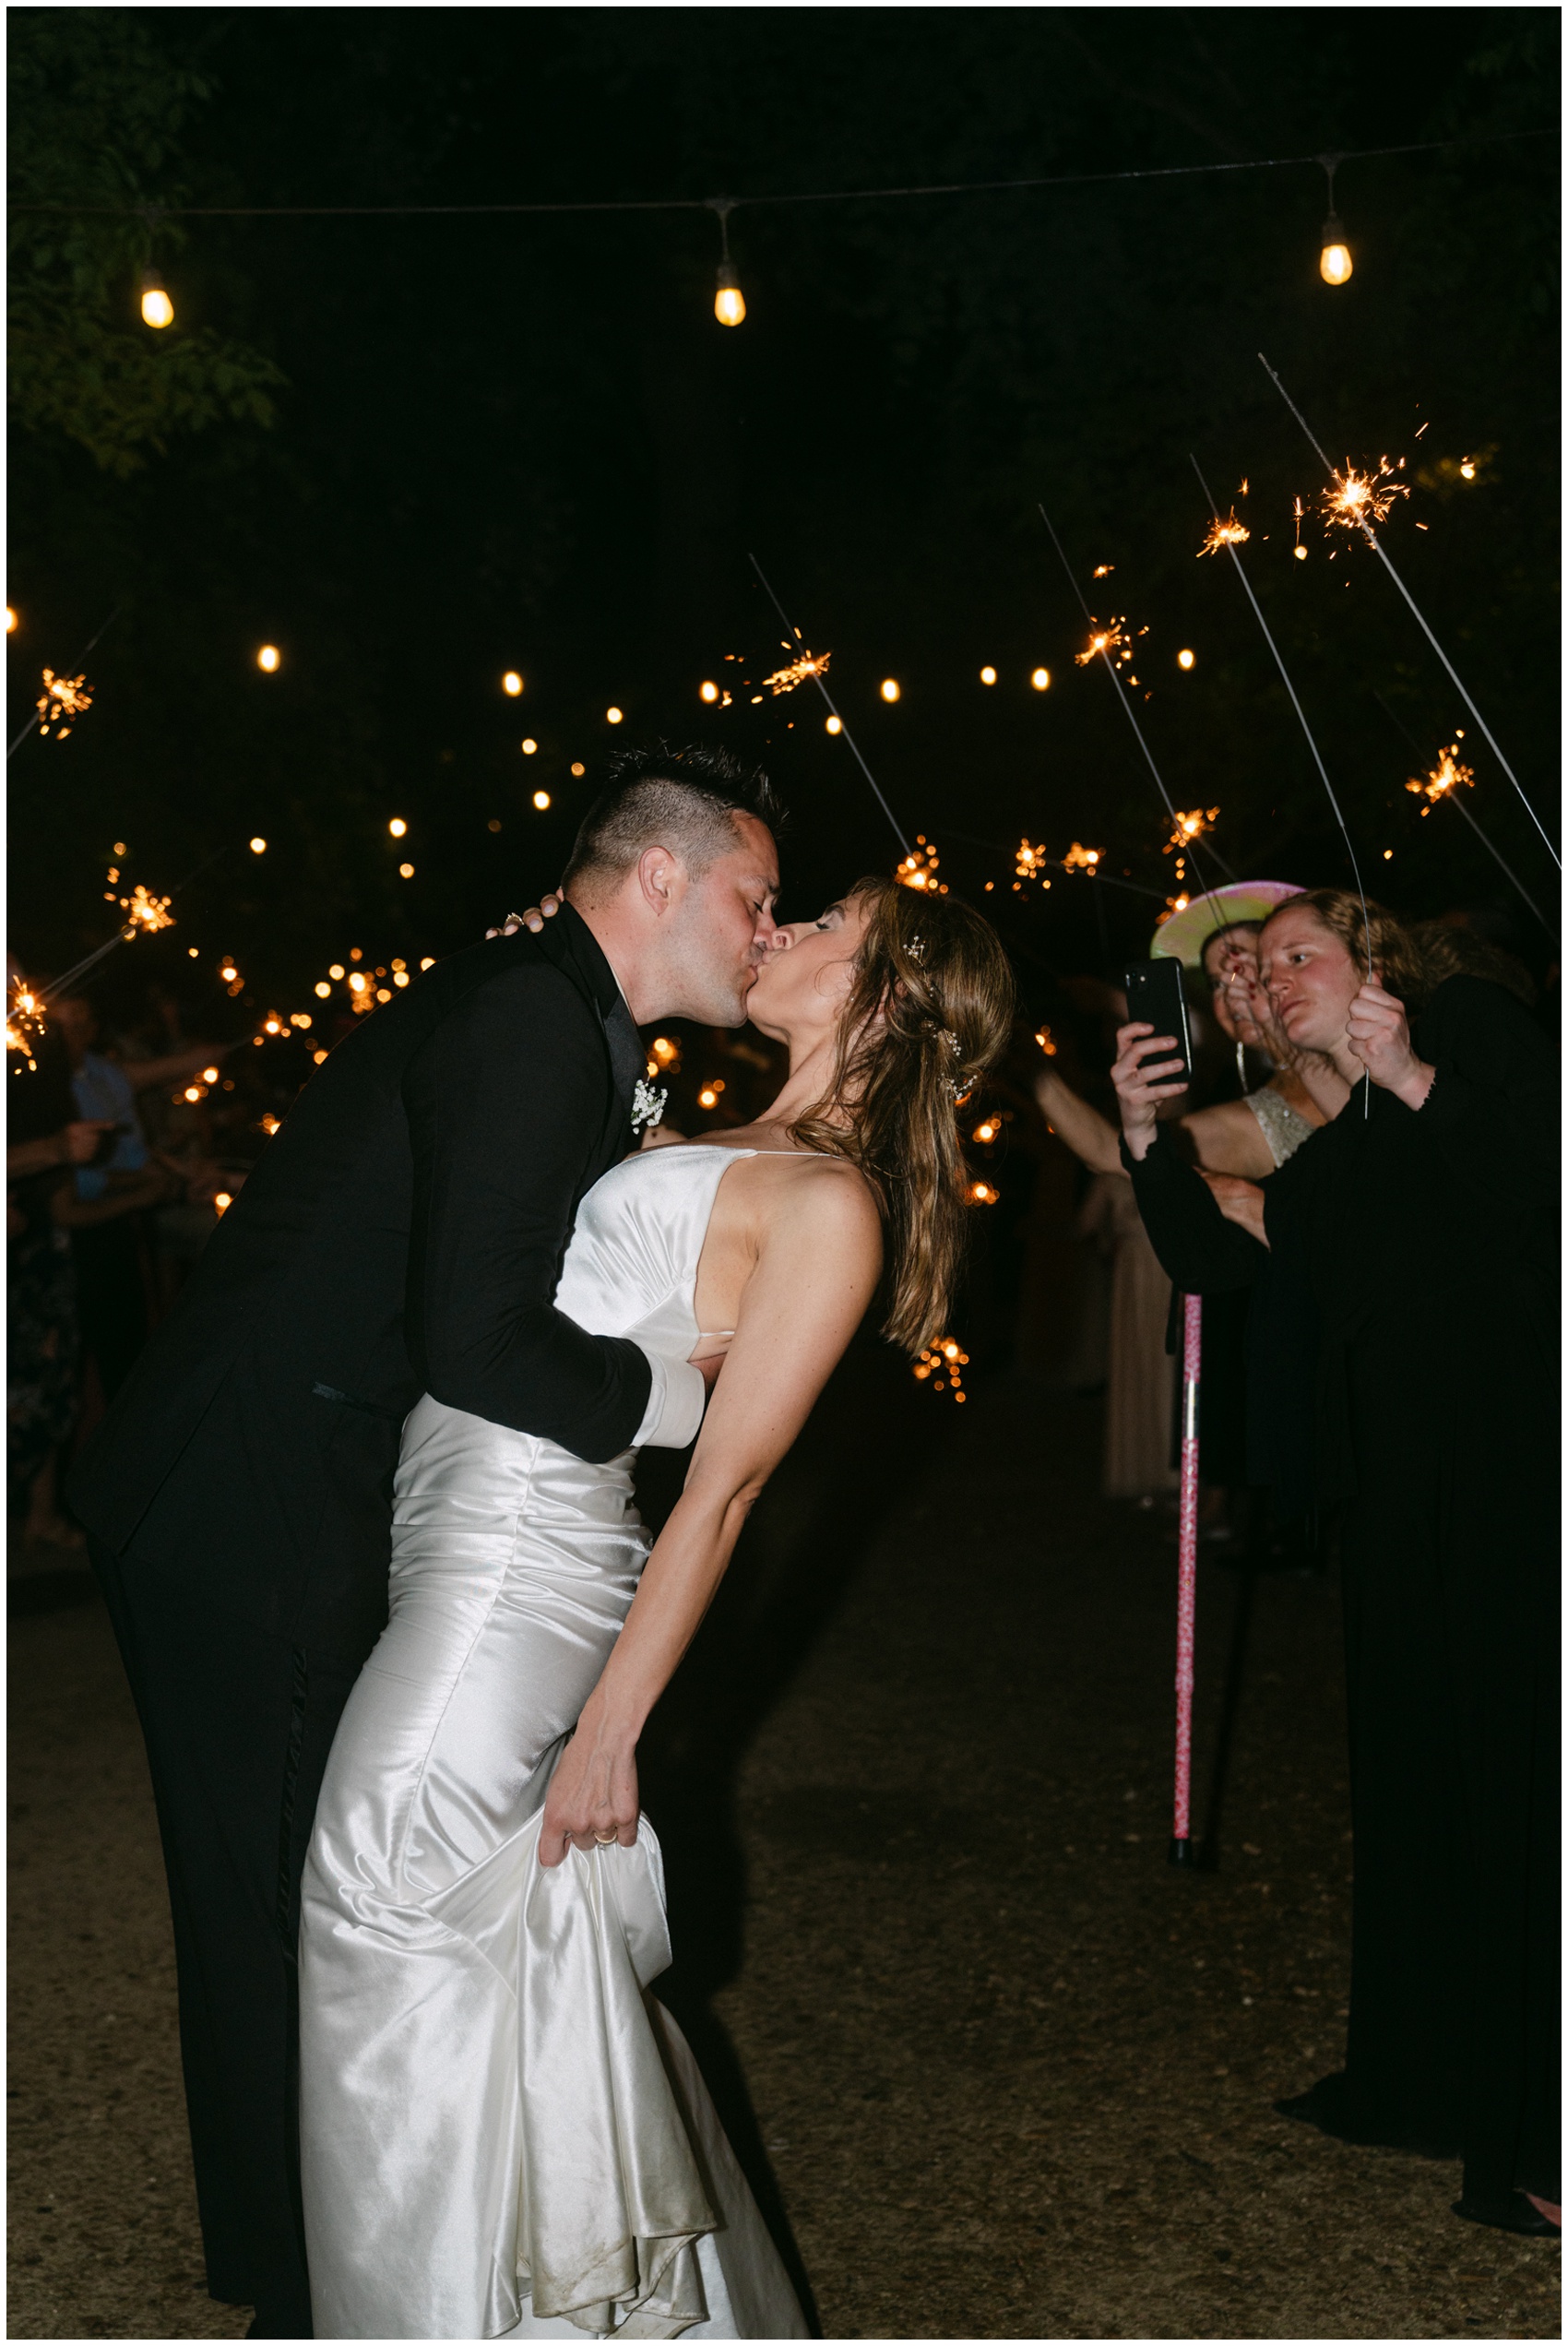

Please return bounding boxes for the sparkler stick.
[1169,1292,1203,1868]
[1257,353,1559,872]
[1037,507,1235,897]
[1190,455,1372,1114]
[7,606,120,757]
[42,840,235,1001]
[745,554,910,852]
[1371,691,1556,943]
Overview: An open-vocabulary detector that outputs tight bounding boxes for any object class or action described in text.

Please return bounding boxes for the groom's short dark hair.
[563,743,784,896]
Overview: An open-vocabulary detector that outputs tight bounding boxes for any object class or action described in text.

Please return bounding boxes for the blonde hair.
[788,878,1016,1354]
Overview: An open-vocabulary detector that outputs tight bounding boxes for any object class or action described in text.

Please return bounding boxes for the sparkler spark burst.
[6,977,46,1058]
[36,669,94,738]
[119,885,175,935]
[897,837,946,893]
[1322,458,1410,534]
[1166,807,1219,855]
[1014,840,1051,891]
[912,1335,969,1402]
[760,647,831,697]
[1198,511,1251,558]
[1061,840,1103,873]
[1075,616,1130,668]
[1406,743,1475,815]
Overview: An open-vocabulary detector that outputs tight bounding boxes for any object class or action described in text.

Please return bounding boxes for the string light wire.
[1257,351,1559,871]
[13,127,1550,221]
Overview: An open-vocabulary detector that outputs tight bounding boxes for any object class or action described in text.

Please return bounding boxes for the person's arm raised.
[538,1163,883,1866]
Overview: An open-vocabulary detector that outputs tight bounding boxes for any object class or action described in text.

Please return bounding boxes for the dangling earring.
[1236,1038,1247,1091]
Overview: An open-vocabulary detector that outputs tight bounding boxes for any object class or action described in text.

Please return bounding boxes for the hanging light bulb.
[708,198,746,327]
[1317,154,1352,286]
[139,267,174,328]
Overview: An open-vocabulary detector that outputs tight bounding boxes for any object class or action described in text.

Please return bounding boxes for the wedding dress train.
[299,1145,807,2340]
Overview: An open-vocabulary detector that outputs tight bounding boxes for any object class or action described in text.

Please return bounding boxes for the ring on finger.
[592,1830,618,1846]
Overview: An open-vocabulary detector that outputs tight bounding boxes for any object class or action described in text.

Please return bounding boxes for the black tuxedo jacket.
[70,907,659,1658]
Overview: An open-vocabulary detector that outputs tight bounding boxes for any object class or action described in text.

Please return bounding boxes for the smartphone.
[1123,957,1194,1088]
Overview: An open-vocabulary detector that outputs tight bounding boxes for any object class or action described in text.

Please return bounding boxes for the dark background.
[8,6,1560,1033]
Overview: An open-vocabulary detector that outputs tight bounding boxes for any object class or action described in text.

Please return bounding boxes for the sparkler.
[35,669,94,738]
[1406,743,1474,810]
[7,607,118,757]
[1074,616,1131,668]
[118,883,175,934]
[1190,452,1372,1113]
[1320,457,1408,533]
[6,978,47,1066]
[747,554,910,852]
[897,837,945,893]
[1257,352,1558,870]
[912,1335,969,1402]
[1198,511,1251,558]
[761,645,831,696]
[1039,507,1233,894]
[1061,840,1103,873]
[1372,693,1556,943]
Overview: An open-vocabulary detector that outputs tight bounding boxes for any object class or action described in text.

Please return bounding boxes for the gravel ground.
[8,1372,1560,2340]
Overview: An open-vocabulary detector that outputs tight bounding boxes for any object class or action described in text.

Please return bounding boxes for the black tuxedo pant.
[90,1542,366,2337]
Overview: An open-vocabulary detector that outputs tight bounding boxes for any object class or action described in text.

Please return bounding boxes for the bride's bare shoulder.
[743,1150,882,1247]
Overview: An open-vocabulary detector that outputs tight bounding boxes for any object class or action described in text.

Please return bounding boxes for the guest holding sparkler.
[1111,887,1559,2235]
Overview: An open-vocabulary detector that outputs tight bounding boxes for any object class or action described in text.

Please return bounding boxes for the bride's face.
[746,893,872,1046]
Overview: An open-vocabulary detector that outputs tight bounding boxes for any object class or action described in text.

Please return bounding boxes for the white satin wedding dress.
[299,1143,807,2341]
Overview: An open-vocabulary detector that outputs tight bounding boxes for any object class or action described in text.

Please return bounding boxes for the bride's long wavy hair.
[787,877,1016,1355]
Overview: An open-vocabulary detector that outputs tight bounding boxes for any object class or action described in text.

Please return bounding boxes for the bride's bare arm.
[538,1166,883,1866]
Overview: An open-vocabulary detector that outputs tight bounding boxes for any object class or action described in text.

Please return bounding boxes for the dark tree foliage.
[8,10,283,476]
[6,9,1559,1038]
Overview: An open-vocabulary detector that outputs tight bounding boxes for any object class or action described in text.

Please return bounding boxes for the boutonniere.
[631,1078,667,1133]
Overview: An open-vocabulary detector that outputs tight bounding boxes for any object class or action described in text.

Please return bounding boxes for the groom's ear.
[635,844,686,919]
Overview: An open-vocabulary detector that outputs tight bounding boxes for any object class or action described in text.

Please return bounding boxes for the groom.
[71,744,782,2339]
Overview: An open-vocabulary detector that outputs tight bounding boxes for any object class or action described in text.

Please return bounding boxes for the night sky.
[9,8,1560,1030]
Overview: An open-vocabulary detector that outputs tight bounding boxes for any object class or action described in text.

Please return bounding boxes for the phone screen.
[1124,958,1194,1086]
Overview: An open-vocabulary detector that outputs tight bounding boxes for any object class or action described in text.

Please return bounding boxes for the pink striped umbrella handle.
[1171,1292,1202,1857]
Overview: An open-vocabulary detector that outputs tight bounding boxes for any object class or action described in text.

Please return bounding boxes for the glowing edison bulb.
[139,268,173,328]
[606,706,624,725]
[1177,649,1195,672]
[699,681,719,704]
[398,861,415,878]
[521,738,538,755]
[532,790,551,811]
[880,679,900,704]
[714,267,746,327]
[257,644,280,673]
[825,715,842,735]
[1319,220,1353,285]
[249,837,267,854]
[502,672,523,697]
[1030,667,1051,692]
[315,982,331,999]
[388,817,407,837]
[980,666,997,685]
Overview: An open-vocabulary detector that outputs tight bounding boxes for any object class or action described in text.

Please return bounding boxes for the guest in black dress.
[1111,888,1558,2235]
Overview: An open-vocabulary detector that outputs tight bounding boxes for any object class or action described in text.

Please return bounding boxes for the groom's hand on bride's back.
[486,890,563,939]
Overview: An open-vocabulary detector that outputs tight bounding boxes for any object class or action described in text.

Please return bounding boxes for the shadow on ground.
[7,1366,1560,2339]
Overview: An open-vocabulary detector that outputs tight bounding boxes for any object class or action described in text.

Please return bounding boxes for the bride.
[298,874,1015,2339]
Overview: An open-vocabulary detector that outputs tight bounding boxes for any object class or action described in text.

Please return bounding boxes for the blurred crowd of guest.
[6,970,290,1558]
